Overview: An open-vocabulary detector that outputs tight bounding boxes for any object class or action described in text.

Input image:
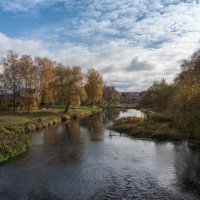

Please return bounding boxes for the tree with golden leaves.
[35,57,55,109]
[54,65,84,113]
[85,68,103,107]
[170,50,200,136]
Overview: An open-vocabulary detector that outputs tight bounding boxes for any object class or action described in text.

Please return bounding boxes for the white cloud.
[0,33,50,57]
[0,0,56,12]
[0,0,200,91]
[0,30,199,91]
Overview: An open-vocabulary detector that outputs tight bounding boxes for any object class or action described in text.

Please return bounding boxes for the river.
[0,109,200,200]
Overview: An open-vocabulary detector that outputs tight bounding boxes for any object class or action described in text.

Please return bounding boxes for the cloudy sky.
[0,0,200,91]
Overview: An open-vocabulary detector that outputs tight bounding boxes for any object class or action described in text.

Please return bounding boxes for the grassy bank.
[111,113,184,140]
[0,106,103,163]
[0,111,62,163]
[101,103,139,109]
[68,106,103,119]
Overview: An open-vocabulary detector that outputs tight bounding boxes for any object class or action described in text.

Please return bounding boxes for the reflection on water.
[102,109,120,125]
[174,143,200,194]
[0,109,200,200]
[66,120,81,142]
[81,115,104,141]
[117,109,144,118]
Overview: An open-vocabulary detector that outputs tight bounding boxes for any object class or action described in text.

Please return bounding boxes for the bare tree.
[1,50,22,110]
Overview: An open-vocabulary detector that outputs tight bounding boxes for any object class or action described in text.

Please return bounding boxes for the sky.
[0,0,200,91]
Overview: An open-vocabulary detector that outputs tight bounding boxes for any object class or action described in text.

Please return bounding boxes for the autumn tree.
[0,50,105,113]
[85,69,103,107]
[140,79,173,111]
[54,65,84,113]
[1,50,22,110]
[19,55,38,110]
[170,50,200,136]
[35,57,55,109]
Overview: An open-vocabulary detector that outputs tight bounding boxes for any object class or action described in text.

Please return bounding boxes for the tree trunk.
[13,87,16,111]
[64,101,70,113]
[90,102,93,108]
[40,103,43,110]
[25,79,28,110]
[28,103,31,111]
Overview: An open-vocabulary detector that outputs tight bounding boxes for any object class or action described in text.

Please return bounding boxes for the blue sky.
[0,0,200,91]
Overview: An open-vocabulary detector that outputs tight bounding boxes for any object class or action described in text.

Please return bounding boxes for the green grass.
[111,114,184,141]
[0,126,29,163]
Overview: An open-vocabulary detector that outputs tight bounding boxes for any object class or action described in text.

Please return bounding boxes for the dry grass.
[111,114,183,141]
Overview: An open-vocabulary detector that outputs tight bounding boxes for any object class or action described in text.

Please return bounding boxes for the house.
[120,91,147,104]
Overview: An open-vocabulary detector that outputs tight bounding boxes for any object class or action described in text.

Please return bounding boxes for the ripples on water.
[0,109,200,200]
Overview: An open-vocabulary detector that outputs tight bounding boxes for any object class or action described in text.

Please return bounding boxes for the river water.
[0,109,200,200]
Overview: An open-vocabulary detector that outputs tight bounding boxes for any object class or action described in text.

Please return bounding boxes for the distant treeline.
[0,50,120,112]
[140,49,200,136]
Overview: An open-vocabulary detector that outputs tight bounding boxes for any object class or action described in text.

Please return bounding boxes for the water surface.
[0,109,200,200]
[117,108,144,118]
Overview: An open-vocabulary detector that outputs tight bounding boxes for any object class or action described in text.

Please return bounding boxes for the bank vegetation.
[112,48,200,140]
[0,50,121,163]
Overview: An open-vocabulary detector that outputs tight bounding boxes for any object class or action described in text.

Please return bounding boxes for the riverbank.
[102,103,140,109]
[111,112,185,141]
[0,106,103,163]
